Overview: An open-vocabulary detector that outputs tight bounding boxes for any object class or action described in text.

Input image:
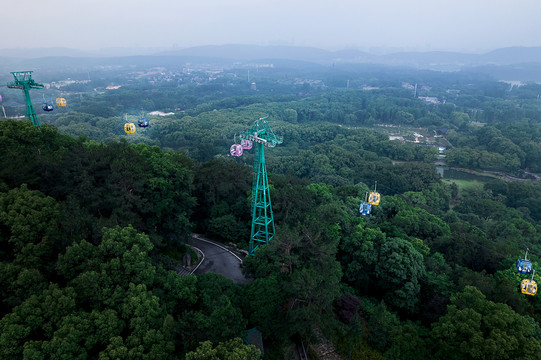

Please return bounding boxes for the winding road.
[188,234,248,284]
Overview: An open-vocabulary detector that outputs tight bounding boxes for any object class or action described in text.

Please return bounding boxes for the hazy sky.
[3,0,541,53]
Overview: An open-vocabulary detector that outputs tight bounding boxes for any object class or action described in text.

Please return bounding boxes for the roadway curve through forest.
[189,234,248,284]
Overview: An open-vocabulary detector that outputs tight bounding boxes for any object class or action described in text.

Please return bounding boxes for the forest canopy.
[2,61,541,359]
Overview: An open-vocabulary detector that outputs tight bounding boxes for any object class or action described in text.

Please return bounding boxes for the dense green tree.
[243,212,343,341]
[340,223,426,312]
[385,320,430,360]
[376,238,426,311]
[340,225,384,293]
[364,300,400,352]
[0,263,47,314]
[192,158,251,242]
[431,286,541,360]
[57,225,156,290]
[0,120,196,249]
[0,284,78,359]
[0,185,60,272]
[177,273,247,350]
[186,338,260,360]
[388,207,451,241]
[242,276,289,340]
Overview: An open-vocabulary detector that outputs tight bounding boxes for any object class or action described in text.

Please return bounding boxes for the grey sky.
[4,0,540,53]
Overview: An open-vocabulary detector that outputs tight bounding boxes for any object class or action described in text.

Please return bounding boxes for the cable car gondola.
[241,139,253,150]
[230,135,243,157]
[516,249,533,274]
[124,123,136,134]
[123,113,136,134]
[368,181,381,206]
[41,94,53,112]
[42,102,54,111]
[359,192,372,217]
[138,117,149,128]
[56,98,67,107]
[521,270,537,296]
[230,144,243,157]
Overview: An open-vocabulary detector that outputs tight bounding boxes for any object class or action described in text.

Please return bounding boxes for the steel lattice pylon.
[240,116,283,255]
[7,71,44,127]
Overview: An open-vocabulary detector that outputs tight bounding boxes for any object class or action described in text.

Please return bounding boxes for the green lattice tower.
[240,116,283,254]
[7,71,44,127]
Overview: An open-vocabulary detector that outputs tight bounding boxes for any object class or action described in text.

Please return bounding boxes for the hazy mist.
[3,0,541,54]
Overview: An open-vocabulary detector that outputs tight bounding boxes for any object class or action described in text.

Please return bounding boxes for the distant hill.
[480,46,541,64]
[157,44,339,62]
[155,44,541,68]
[157,45,541,80]
[0,47,171,59]
[2,44,541,80]
[4,44,541,67]
[0,47,91,58]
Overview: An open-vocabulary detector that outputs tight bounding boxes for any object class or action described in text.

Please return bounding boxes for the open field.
[443,178,485,192]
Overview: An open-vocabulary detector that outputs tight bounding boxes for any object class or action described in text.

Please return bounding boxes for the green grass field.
[443,178,485,193]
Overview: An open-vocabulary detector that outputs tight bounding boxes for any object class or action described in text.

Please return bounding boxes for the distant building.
[418,96,440,105]
[148,111,175,116]
[470,121,486,127]
[439,127,449,135]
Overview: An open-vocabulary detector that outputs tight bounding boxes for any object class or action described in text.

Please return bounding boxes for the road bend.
[188,234,249,284]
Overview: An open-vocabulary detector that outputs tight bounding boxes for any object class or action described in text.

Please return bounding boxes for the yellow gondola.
[56,97,67,107]
[368,192,380,206]
[521,270,537,296]
[521,279,537,296]
[124,123,136,134]
[368,182,380,206]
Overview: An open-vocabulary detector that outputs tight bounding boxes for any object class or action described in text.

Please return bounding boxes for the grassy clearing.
[443,178,484,194]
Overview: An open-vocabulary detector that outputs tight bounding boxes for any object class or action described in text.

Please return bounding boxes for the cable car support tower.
[7,71,44,127]
[240,116,283,255]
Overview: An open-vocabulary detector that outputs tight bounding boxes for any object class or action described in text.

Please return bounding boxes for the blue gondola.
[42,102,54,112]
[138,117,149,127]
[516,249,533,274]
[359,202,372,217]
[359,192,372,217]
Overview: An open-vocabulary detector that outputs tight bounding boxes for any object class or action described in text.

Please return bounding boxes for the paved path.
[189,234,248,284]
